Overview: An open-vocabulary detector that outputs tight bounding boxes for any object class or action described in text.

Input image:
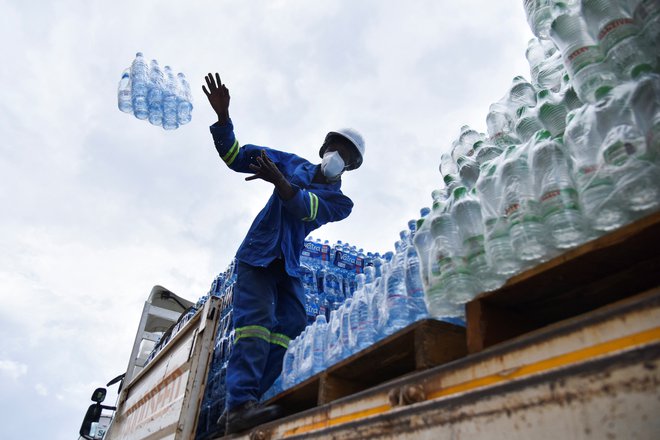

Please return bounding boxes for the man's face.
[324,140,356,170]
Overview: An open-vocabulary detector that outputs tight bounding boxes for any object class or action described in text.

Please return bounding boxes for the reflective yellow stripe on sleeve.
[222,139,240,166]
[302,192,319,222]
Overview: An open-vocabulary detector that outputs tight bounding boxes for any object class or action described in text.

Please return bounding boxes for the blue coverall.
[210,120,354,410]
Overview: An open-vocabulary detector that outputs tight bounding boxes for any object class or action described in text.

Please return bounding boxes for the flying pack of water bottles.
[413,0,660,322]
[117,52,193,130]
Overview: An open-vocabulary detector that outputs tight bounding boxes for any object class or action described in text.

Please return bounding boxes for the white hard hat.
[320,128,365,170]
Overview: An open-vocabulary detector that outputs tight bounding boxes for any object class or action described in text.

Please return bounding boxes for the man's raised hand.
[202,73,230,124]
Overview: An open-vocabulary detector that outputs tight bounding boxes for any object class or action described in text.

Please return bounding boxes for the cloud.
[35,383,48,396]
[0,360,28,381]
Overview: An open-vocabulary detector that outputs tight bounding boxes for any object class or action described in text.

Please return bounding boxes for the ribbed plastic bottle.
[499,143,549,263]
[162,66,179,130]
[117,68,132,113]
[633,0,660,51]
[524,0,571,38]
[595,82,660,214]
[405,220,429,321]
[529,130,588,249]
[537,89,569,138]
[549,12,617,103]
[582,0,655,80]
[428,199,476,318]
[130,52,149,120]
[526,38,565,91]
[312,314,327,374]
[563,104,628,231]
[476,159,521,277]
[177,72,193,125]
[383,239,410,335]
[147,60,165,126]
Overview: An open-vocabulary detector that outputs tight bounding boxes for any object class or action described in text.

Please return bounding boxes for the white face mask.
[321,151,346,180]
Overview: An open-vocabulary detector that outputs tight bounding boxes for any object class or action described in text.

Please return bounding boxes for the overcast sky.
[0,1,533,438]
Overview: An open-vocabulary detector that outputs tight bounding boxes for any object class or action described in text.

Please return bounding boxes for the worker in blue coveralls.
[202,73,365,434]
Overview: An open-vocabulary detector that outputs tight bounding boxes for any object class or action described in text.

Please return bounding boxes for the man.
[202,73,365,434]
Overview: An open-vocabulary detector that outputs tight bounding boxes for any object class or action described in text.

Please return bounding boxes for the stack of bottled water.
[117,52,193,130]
[275,221,455,394]
[413,0,659,323]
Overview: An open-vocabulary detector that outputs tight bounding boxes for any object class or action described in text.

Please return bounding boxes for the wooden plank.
[466,211,660,353]
[266,319,467,410]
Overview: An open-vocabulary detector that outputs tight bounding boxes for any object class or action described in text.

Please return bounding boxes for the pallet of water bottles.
[465,210,660,354]
[262,318,466,413]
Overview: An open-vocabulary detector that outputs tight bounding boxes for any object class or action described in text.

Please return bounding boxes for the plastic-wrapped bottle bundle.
[452,186,503,292]
[537,88,570,137]
[633,0,660,52]
[581,0,655,80]
[529,130,589,249]
[427,198,476,319]
[526,37,565,91]
[404,220,430,321]
[595,82,660,215]
[499,143,550,265]
[549,12,618,103]
[564,103,629,231]
[476,158,522,277]
[117,52,193,129]
[487,92,522,148]
[524,0,578,38]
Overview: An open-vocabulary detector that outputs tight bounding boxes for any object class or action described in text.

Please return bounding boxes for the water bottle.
[499,143,550,263]
[428,199,476,318]
[117,68,132,113]
[298,327,313,382]
[549,13,618,103]
[474,139,504,166]
[147,60,165,126]
[452,186,502,292]
[405,223,429,321]
[630,73,660,164]
[524,0,572,38]
[596,82,660,214]
[352,287,375,351]
[162,66,179,130]
[515,104,545,143]
[325,309,342,366]
[282,337,298,389]
[526,38,565,91]
[565,106,619,233]
[582,0,655,80]
[339,298,353,359]
[633,0,660,52]
[383,240,410,335]
[177,72,193,125]
[312,314,327,374]
[476,159,522,276]
[509,76,538,111]
[457,155,480,189]
[130,52,149,120]
[537,89,569,137]
[439,151,459,184]
[486,96,521,148]
[529,130,588,249]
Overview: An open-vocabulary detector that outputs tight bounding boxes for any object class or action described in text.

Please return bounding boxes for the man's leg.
[258,261,307,396]
[226,261,276,411]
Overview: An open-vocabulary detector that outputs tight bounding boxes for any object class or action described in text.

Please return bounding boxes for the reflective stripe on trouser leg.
[226,262,278,410]
[257,270,308,396]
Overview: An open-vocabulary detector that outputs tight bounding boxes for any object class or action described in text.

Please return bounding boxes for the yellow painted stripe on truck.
[283,326,660,437]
